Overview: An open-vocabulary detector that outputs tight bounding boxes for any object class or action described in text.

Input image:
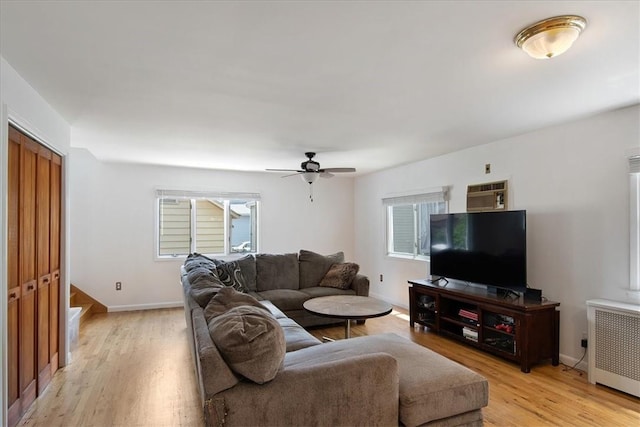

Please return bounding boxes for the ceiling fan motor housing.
[301,159,320,171]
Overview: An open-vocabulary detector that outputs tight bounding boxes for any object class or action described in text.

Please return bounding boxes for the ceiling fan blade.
[320,167,356,173]
[266,168,302,172]
[320,171,334,178]
[281,172,304,178]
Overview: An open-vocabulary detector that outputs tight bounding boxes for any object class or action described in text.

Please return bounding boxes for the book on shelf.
[458,309,478,321]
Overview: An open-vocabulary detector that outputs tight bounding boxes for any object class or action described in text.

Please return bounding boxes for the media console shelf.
[409,279,560,373]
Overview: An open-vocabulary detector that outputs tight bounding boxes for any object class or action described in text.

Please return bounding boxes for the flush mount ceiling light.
[515,15,587,59]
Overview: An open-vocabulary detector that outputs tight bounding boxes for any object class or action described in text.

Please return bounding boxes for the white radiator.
[586,299,640,397]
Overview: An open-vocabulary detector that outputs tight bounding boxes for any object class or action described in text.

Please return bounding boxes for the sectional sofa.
[183,250,370,327]
[181,251,489,426]
[181,252,489,427]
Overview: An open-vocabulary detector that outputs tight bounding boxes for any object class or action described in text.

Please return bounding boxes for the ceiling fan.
[266,152,356,201]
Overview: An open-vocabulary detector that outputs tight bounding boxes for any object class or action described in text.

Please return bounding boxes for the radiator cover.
[587,299,640,397]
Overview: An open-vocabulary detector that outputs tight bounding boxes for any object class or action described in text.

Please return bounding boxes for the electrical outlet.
[116,281,122,291]
[485,163,491,174]
[379,274,383,282]
[581,338,588,348]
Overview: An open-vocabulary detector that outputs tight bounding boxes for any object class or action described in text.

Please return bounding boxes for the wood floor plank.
[16,306,640,427]
[17,308,203,427]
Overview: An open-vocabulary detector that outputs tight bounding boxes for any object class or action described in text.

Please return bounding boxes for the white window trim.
[383,187,449,261]
[628,153,640,301]
[154,188,261,260]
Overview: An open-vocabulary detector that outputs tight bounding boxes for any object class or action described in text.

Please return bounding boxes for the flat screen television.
[429,210,527,291]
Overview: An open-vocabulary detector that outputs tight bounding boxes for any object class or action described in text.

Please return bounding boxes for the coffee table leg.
[345,319,351,338]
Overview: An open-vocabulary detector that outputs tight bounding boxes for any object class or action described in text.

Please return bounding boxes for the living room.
[1,1,639,426]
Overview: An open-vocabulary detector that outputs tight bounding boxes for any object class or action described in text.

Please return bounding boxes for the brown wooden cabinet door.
[36,146,52,392]
[19,136,39,416]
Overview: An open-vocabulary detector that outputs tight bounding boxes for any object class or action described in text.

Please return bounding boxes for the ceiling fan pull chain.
[310,183,314,202]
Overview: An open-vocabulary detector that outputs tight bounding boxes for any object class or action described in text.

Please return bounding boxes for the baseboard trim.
[369,291,407,310]
[559,353,588,373]
[108,301,183,312]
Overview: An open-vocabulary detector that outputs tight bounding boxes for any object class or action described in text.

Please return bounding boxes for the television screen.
[429,210,527,290]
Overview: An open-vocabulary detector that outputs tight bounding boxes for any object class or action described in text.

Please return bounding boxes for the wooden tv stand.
[408,279,560,373]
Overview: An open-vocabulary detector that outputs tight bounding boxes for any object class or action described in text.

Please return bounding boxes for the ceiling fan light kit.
[301,172,318,184]
[266,152,356,202]
[515,15,587,59]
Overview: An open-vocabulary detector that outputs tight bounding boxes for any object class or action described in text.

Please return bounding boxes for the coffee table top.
[303,295,392,320]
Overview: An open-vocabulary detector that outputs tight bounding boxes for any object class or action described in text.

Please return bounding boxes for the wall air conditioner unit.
[586,299,640,398]
[466,180,508,212]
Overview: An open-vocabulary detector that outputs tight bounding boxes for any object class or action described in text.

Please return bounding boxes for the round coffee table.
[303,295,392,339]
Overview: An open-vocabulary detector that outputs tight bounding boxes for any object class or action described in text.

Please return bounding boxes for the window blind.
[156,189,261,201]
[382,187,448,206]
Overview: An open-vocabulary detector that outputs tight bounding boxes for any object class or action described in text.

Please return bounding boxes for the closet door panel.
[49,154,62,372]
[8,288,21,426]
[19,137,38,413]
[36,147,52,392]
[8,129,21,426]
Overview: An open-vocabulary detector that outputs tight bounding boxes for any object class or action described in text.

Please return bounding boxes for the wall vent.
[587,299,640,397]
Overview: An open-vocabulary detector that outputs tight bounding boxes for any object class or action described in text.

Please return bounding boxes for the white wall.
[1,56,71,427]
[354,104,640,367]
[69,148,355,310]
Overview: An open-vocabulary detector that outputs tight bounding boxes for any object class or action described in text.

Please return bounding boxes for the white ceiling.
[1,1,638,175]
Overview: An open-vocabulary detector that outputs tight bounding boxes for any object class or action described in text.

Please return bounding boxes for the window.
[156,189,260,258]
[384,188,448,259]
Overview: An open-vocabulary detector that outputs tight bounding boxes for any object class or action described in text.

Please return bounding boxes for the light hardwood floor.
[17,307,640,427]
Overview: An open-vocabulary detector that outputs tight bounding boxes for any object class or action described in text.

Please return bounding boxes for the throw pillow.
[186,266,225,307]
[319,262,360,290]
[203,287,268,322]
[298,249,345,289]
[208,305,286,384]
[184,253,217,272]
[216,259,249,292]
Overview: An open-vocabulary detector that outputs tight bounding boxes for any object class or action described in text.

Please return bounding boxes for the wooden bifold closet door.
[7,125,61,427]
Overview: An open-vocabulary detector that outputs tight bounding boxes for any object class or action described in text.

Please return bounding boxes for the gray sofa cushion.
[277,317,322,352]
[299,286,356,298]
[256,289,310,312]
[299,249,344,289]
[258,300,287,319]
[256,253,299,291]
[208,305,286,384]
[187,266,225,307]
[203,287,269,322]
[186,265,218,287]
[285,333,489,427]
[184,253,217,272]
[235,254,257,291]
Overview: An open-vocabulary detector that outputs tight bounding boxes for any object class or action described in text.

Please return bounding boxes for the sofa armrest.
[191,308,239,402]
[351,273,370,296]
[207,352,399,427]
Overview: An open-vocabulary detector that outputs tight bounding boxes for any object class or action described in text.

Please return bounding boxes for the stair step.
[79,303,94,322]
